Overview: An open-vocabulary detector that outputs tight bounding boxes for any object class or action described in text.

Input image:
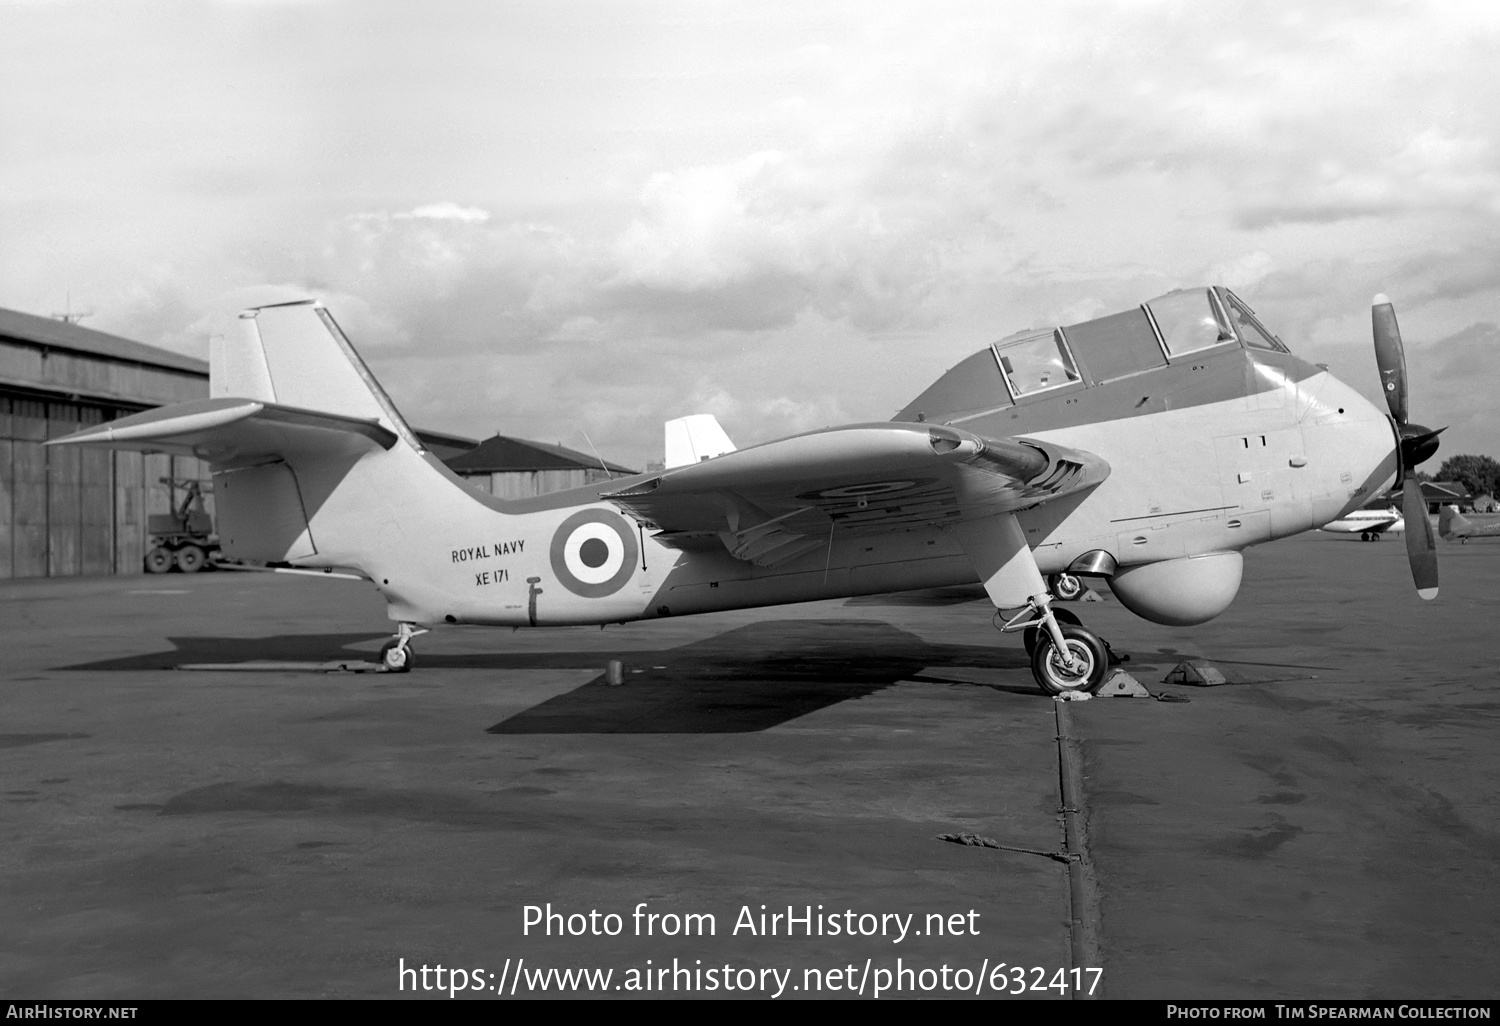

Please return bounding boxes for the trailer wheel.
[175,545,207,573]
[145,547,173,574]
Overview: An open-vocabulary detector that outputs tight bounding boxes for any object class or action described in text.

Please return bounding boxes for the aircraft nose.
[1401,423,1443,472]
[1308,374,1399,522]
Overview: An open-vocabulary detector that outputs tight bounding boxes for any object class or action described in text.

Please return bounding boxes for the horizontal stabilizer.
[46,397,397,466]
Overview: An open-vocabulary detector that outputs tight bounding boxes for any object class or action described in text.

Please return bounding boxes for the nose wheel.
[378,622,428,673]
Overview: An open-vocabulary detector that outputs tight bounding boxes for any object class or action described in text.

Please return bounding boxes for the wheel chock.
[1080,589,1105,602]
[1095,669,1152,697]
[1162,660,1228,686]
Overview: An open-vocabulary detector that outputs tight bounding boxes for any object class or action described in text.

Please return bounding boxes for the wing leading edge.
[45,396,397,467]
[604,422,1108,567]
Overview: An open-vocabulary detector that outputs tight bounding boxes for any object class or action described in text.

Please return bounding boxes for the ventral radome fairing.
[51,285,1436,695]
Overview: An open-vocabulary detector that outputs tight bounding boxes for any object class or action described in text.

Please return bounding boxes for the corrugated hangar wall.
[0,309,211,579]
[0,398,212,578]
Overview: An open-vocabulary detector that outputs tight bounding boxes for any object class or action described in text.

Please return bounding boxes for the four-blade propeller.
[1372,294,1441,600]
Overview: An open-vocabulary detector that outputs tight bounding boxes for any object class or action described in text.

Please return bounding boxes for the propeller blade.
[1402,477,1438,600]
[1372,294,1409,426]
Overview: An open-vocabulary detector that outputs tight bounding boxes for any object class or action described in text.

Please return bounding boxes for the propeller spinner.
[1372,294,1441,599]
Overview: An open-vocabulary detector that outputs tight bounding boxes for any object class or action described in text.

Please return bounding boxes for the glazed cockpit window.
[1147,289,1235,357]
[994,330,1081,398]
[1223,291,1288,352]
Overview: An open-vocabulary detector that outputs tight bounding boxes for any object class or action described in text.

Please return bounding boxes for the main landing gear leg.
[378,622,428,673]
[998,595,1109,696]
[955,514,1114,697]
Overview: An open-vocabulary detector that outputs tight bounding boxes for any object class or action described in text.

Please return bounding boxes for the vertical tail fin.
[55,296,491,583]
[664,414,737,468]
[210,299,425,452]
[1438,504,1465,539]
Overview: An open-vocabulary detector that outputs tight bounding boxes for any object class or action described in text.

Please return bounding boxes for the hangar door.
[0,395,213,578]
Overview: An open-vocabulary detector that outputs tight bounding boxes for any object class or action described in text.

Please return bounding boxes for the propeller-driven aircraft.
[50,287,1442,695]
[1319,505,1405,541]
[1439,505,1500,543]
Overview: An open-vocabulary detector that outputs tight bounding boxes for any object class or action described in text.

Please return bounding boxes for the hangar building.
[0,308,211,579]
[446,434,637,498]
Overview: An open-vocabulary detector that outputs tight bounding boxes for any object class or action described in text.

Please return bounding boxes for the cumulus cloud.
[1236,129,1500,229]
[397,202,492,224]
[1206,251,1276,292]
[1432,322,1500,383]
[1418,321,1500,462]
[8,1,1500,465]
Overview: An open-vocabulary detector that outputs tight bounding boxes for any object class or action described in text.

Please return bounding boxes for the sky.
[3,0,1498,470]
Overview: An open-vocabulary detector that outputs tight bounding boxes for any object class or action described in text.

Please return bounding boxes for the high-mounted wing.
[603,422,1108,567]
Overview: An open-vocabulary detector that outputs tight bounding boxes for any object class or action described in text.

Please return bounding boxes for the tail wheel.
[174,545,206,573]
[1049,572,1085,601]
[1023,606,1081,657]
[144,547,174,574]
[1031,624,1109,696]
[379,640,414,673]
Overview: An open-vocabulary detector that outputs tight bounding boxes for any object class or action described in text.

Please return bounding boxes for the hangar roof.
[0,307,207,376]
[446,434,636,475]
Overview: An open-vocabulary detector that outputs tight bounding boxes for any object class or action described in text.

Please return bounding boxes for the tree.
[1434,454,1500,499]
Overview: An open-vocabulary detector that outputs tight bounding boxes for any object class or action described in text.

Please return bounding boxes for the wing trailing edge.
[604,422,1108,567]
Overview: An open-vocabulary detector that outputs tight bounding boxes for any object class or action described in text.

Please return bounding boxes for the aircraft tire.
[1023,606,1082,657]
[144,547,174,574]
[174,545,206,573]
[1050,572,1085,601]
[1031,624,1108,696]
[379,640,414,673]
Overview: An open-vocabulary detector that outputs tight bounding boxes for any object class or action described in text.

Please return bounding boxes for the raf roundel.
[549,508,640,598]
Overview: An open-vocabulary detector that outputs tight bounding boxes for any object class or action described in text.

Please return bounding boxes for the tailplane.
[49,297,457,570]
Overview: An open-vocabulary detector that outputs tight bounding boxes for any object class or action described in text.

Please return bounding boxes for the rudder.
[1438,504,1465,539]
[211,300,424,452]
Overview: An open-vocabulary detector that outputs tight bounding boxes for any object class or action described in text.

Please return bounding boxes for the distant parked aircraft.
[1439,505,1500,543]
[1320,506,1405,541]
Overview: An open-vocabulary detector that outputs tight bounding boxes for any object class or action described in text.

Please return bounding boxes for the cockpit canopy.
[898,286,1290,421]
[994,286,1286,401]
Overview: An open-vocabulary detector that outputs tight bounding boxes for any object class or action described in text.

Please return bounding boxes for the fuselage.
[1320,507,1405,535]
[289,287,1398,628]
[1439,506,1500,541]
